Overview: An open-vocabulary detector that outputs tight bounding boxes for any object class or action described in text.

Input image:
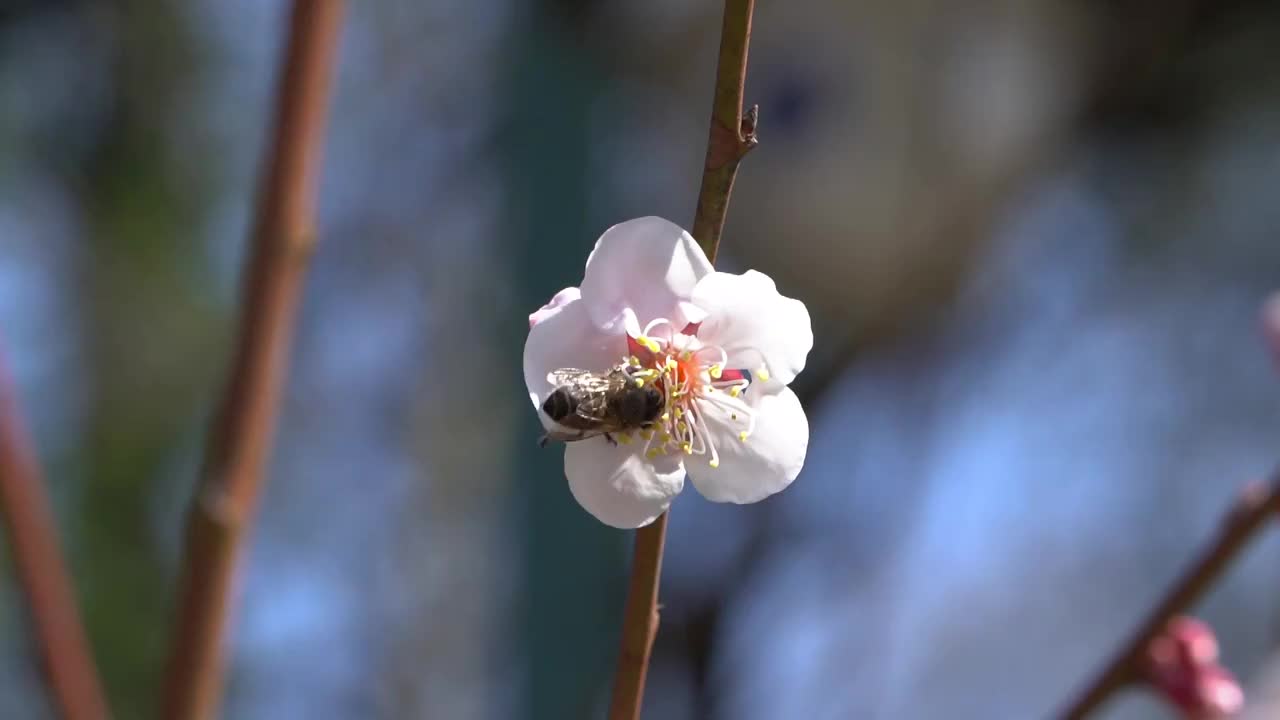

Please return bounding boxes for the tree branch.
[159,2,343,718]
[1057,474,1280,719]
[0,356,109,719]
[608,3,758,719]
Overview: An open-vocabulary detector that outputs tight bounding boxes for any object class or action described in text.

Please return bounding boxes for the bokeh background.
[3,1,1280,718]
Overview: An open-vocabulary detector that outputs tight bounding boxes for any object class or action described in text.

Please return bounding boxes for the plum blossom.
[523,216,812,528]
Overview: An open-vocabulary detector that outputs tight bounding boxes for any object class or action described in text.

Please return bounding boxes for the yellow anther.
[634,378,645,387]
[709,364,722,379]
[729,386,741,397]
[629,355,640,365]
[680,442,692,454]
[681,351,692,361]
[659,432,670,443]
[616,433,633,445]
[674,407,683,418]
[646,449,659,459]
[738,431,748,442]
[636,336,660,352]
[653,446,667,456]
[756,366,770,382]
[660,412,670,422]
[677,421,688,433]
[666,356,678,370]
[641,430,654,440]
[709,458,720,469]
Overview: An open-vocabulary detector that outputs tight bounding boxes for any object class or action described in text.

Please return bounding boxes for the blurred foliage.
[63,2,226,717]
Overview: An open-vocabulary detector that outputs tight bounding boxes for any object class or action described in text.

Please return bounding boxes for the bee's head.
[618,383,664,427]
[541,387,576,422]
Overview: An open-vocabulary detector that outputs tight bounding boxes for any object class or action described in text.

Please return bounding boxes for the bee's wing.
[546,368,594,386]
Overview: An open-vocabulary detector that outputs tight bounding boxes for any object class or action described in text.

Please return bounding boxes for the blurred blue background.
[3,1,1280,718]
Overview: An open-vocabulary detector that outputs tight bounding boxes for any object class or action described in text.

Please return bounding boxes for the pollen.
[661,412,670,422]
[709,364,723,379]
[729,386,741,397]
[756,366,770,382]
[646,448,659,459]
[738,431,748,442]
[659,432,671,443]
[709,458,720,468]
[634,378,645,387]
[680,442,692,454]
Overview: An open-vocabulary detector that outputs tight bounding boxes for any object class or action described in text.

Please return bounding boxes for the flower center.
[616,318,770,469]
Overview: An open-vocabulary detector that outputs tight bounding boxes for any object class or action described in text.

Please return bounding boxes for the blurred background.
[2,0,1280,718]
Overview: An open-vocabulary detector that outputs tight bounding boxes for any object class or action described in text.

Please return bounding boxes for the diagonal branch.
[0,356,109,719]
[1057,474,1280,719]
[159,2,344,719]
[607,3,758,719]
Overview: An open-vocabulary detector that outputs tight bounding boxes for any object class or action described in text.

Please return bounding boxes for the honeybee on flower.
[524,217,812,528]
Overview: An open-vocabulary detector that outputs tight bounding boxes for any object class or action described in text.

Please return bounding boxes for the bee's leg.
[604,432,617,447]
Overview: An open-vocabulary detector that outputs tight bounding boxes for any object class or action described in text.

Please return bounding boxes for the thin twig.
[607,3,758,719]
[689,1,759,261]
[1058,474,1280,719]
[159,2,343,719]
[0,356,109,719]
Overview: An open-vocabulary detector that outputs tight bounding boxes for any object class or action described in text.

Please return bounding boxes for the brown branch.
[0,357,109,719]
[159,2,343,719]
[607,3,758,719]
[689,1,759,261]
[1057,474,1280,719]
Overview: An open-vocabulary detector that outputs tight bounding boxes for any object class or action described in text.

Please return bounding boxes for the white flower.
[523,216,813,528]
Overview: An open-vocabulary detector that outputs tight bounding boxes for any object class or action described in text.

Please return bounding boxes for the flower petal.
[685,387,808,504]
[529,286,580,328]
[690,270,813,387]
[580,217,713,331]
[523,295,625,423]
[565,439,685,528]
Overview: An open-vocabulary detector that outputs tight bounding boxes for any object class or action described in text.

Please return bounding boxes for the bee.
[539,365,665,446]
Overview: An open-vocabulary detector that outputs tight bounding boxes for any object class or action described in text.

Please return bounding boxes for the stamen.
[709,459,720,468]
[617,433,633,445]
[634,378,645,387]
[709,364,722,379]
[739,431,748,442]
[756,366,770,382]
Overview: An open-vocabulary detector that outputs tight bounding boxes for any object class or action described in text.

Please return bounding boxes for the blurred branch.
[159,2,343,719]
[0,357,109,719]
[1058,475,1280,719]
[607,2,758,719]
